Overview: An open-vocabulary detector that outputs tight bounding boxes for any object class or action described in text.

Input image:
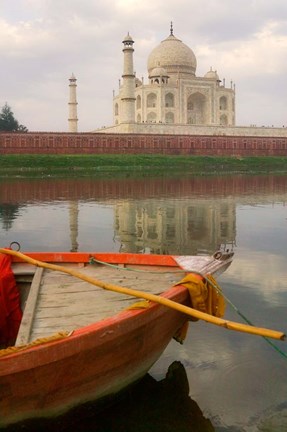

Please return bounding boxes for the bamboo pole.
[1,248,285,341]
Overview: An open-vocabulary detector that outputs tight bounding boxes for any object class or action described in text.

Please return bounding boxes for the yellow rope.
[0,331,71,358]
[0,248,285,341]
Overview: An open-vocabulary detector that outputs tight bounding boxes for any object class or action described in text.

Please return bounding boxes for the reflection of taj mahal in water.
[12,175,287,254]
[3,175,287,254]
[1,195,236,256]
[114,198,236,255]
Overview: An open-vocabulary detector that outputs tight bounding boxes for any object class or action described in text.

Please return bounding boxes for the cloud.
[0,0,287,131]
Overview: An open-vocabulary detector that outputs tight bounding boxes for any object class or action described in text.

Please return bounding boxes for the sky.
[1,0,287,132]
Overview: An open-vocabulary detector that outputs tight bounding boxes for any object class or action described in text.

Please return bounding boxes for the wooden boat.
[0,249,233,426]
[0,248,284,427]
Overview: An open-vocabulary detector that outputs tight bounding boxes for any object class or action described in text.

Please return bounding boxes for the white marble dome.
[204,68,220,80]
[147,34,197,77]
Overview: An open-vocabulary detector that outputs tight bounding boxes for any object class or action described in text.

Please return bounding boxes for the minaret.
[68,74,78,132]
[120,33,136,124]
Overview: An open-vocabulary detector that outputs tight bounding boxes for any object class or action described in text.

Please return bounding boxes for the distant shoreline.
[1,154,287,178]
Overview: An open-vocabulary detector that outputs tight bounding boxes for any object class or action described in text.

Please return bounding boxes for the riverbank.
[1,154,287,177]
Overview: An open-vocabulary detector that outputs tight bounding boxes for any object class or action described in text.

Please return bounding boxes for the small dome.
[135,77,142,87]
[204,67,220,80]
[149,66,169,78]
[147,33,197,77]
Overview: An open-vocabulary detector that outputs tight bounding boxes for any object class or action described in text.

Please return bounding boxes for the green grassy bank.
[1,154,287,177]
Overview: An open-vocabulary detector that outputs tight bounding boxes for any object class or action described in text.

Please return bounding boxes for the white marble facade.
[113,25,236,128]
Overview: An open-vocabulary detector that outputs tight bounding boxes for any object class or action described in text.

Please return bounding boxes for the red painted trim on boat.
[11,252,179,267]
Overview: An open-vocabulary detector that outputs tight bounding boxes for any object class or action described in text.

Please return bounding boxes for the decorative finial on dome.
[170,21,173,36]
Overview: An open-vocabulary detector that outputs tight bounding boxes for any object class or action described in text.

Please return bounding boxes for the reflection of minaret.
[69,201,79,252]
[68,74,78,132]
[121,33,136,123]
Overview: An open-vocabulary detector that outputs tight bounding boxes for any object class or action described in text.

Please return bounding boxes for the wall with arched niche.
[165,112,174,123]
[187,93,207,124]
[220,114,228,125]
[147,93,157,108]
[165,93,174,108]
[136,96,141,109]
[219,96,227,110]
[147,112,156,122]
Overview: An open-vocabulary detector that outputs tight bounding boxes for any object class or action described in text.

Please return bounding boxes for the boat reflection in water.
[3,362,214,432]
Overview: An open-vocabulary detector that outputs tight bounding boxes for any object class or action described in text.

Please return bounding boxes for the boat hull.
[0,285,189,426]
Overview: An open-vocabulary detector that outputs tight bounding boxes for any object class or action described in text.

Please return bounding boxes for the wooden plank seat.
[12,263,37,276]
[16,268,44,346]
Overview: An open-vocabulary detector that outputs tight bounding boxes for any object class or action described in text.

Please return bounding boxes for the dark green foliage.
[0,103,28,132]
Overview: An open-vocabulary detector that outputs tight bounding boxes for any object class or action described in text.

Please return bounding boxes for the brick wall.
[0,132,287,156]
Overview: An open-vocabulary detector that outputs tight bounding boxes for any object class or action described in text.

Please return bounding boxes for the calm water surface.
[1,174,287,432]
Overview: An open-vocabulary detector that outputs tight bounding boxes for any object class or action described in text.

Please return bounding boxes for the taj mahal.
[68,25,287,138]
[114,24,235,128]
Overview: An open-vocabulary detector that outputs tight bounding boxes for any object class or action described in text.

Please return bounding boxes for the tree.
[0,103,28,132]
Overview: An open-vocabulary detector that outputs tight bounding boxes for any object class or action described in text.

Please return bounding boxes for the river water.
[0,173,287,431]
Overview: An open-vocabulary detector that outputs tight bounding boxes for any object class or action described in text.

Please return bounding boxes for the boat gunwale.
[0,279,189,369]
[2,250,232,367]
[10,251,180,267]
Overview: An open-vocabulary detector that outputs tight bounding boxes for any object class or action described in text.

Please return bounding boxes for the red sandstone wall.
[0,132,287,156]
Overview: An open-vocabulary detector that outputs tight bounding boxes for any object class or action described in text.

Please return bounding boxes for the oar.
[0,248,285,341]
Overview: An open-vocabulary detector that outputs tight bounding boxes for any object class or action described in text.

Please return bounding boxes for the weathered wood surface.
[21,263,183,343]
[16,267,44,346]
[12,263,37,275]
[14,255,232,344]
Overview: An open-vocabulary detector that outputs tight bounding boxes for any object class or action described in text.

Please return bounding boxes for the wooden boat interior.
[11,252,233,347]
